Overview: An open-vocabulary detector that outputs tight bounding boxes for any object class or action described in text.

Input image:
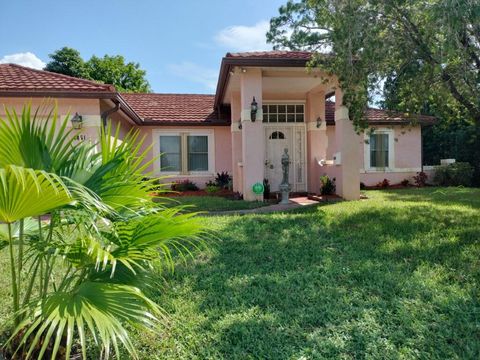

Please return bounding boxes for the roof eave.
[0,90,118,99]
[0,90,143,125]
[140,120,230,126]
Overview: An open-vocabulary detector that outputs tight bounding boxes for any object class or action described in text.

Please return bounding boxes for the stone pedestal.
[279,183,291,204]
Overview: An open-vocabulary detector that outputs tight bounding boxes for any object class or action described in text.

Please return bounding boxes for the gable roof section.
[120,93,230,125]
[226,51,313,60]
[0,63,116,97]
[215,51,316,107]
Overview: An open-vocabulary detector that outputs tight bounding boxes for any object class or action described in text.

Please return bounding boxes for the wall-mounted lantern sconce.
[71,112,83,129]
[316,116,323,128]
[238,119,242,130]
[250,97,258,122]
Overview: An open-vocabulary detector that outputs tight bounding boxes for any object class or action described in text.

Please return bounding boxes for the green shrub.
[433,162,474,186]
[215,171,232,189]
[413,171,428,187]
[206,184,220,194]
[171,179,199,192]
[320,175,336,195]
[376,178,390,188]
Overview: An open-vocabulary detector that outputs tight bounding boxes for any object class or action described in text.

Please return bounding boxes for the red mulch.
[160,189,234,198]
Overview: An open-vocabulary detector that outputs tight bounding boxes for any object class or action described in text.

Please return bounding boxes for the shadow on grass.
[149,191,480,359]
[377,187,480,209]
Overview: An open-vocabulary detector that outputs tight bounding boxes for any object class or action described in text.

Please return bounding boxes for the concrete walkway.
[207,196,330,216]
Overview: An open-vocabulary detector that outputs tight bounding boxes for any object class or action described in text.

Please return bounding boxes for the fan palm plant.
[0,103,208,359]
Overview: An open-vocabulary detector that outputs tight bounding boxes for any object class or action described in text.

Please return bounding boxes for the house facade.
[0,51,434,201]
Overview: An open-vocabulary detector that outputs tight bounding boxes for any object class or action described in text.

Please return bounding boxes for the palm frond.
[0,165,72,223]
[0,102,79,172]
[11,282,162,360]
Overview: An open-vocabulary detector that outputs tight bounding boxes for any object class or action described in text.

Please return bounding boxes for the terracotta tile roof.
[119,94,433,126]
[0,63,115,93]
[120,93,230,125]
[325,101,435,125]
[226,51,313,60]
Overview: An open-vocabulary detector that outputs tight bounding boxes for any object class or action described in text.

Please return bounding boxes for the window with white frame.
[157,131,213,174]
[367,130,394,169]
[159,135,182,172]
[262,104,304,123]
[187,135,208,171]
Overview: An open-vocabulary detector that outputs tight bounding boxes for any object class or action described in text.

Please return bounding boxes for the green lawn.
[2,188,480,359]
[161,195,269,212]
[133,188,480,359]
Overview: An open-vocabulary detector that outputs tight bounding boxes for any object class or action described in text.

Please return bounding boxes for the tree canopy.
[44,47,151,93]
[44,47,88,78]
[267,0,480,127]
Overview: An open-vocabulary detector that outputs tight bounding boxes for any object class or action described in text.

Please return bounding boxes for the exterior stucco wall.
[100,100,133,139]
[138,125,232,188]
[0,97,103,142]
[321,124,423,187]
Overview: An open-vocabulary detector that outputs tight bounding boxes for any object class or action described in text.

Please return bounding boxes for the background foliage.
[268,0,480,183]
[45,47,151,93]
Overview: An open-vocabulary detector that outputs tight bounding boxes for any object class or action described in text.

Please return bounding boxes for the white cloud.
[214,20,272,52]
[0,52,46,70]
[168,62,218,91]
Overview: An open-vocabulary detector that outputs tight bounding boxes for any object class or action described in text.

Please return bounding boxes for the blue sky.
[0,0,286,93]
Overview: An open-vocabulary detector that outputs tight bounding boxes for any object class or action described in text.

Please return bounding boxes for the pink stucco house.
[0,51,434,200]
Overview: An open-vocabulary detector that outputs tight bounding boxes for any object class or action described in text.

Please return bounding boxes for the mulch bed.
[160,189,235,198]
[308,194,343,202]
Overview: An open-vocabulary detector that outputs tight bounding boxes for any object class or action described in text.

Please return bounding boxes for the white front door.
[265,128,293,192]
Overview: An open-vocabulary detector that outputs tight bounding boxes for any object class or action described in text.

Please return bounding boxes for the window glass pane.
[269,113,277,122]
[263,113,268,122]
[268,105,277,113]
[188,135,208,152]
[187,135,208,171]
[287,105,295,113]
[262,105,268,114]
[295,105,304,113]
[278,113,286,122]
[287,114,295,122]
[160,136,180,153]
[295,114,304,122]
[278,105,286,113]
[369,134,388,167]
[160,136,181,171]
[162,154,181,171]
[188,154,208,171]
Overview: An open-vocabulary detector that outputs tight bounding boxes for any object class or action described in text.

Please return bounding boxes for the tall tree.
[86,55,151,93]
[44,48,151,93]
[44,47,88,78]
[267,0,480,127]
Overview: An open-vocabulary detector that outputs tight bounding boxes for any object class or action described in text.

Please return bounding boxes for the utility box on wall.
[333,152,341,165]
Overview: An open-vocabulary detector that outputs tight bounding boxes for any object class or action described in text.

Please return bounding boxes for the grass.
[162,195,269,212]
[1,188,480,359]
[132,187,480,359]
